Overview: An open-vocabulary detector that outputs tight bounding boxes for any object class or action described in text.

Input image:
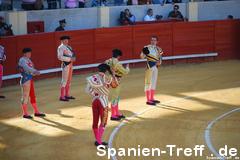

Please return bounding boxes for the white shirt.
[144,14,156,21]
[57,43,73,62]
[86,73,112,108]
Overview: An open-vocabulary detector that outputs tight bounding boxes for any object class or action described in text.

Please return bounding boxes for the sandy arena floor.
[0,60,239,160]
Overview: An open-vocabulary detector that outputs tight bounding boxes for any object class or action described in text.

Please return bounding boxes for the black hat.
[22,48,32,53]
[174,5,179,9]
[142,47,150,55]
[98,63,112,75]
[60,35,70,40]
[59,19,66,24]
[112,49,122,58]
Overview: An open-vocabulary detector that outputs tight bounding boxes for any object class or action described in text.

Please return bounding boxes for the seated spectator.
[0,0,12,11]
[55,19,66,31]
[65,0,78,8]
[47,0,57,9]
[227,15,234,19]
[168,5,184,21]
[78,0,85,8]
[0,16,13,36]
[21,0,43,10]
[144,9,156,21]
[119,9,136,25]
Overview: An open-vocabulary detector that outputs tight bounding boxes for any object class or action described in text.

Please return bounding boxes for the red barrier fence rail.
[0,19,239,82]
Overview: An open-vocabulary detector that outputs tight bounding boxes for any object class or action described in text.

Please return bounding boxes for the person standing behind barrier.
[55,19,66,32]
[57,35,76,102]
[0,45,6,99]
[18,48,46,119]
[140,36,163,105]
[105,49,130,121]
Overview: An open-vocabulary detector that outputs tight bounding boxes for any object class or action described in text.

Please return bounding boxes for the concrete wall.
[27,8,99,32]
[198,0,240,21]
[28,3,187,31]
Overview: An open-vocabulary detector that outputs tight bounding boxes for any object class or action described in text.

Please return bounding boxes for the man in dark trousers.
[168,5,184,21]
[55,19,66,31]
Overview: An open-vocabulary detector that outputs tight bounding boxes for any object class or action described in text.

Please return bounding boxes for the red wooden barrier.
[27,21,45,34]
[238,20,240,59]
[0,36,18,75]
[173,21,215,55]
[94,26,133,62]
[172,21,215,63]
[133,23,173,58]
[215,20,239,60]
[55,29,95,65]
[0,19,239,80]
[16,33,57,70]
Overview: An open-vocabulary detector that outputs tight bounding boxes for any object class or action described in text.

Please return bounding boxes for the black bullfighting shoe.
[59,97,69,101]
[146,101,156,106]
[152,99,160,104]
[118,114,126,119]
[110,116,121,121]
[23,115,33,119]
[65,96,75,100]
[34,113,46,117]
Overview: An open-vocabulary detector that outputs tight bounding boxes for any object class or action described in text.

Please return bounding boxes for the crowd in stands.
[0,0,12,10]
[0,0,235,11]
[20,0,172,10]
[119,4,185,25]
[20,0,85,10]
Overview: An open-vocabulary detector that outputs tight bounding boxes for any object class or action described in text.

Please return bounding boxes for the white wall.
[198,0,240,20]
[27,8,99,32]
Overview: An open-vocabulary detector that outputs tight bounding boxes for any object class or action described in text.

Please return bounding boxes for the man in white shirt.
[144,8,156,21]
[57,35,76,101]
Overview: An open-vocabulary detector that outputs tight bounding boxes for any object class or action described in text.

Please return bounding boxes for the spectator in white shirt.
[144,9,156,21]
